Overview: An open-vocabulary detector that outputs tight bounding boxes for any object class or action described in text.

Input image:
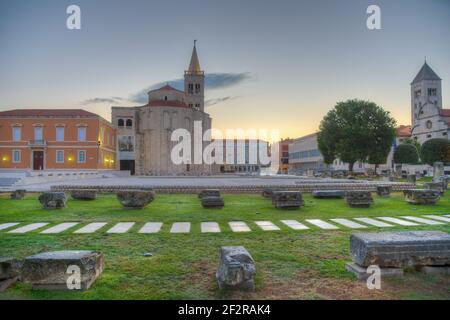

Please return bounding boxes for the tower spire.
[187,40,202,75]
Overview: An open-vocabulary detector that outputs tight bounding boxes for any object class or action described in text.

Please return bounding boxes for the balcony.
[28,140,47,147]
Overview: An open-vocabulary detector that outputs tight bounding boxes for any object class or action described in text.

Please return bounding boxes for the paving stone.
[8,223,49,234]
[400,216,444,225]
[354,217,393,228]
[74,222,107,234]
[139,222,163,233]
[280,220,309,230]
[305,219,339,230]
[377,217,419,226]
[0,223,20,231]
[201,222,221,233]
[330,218,367,229]
[229,221,251,232]
[423,215,450,223]
[106,222,135,234]
[255,221,280,231]
[40,223,79,234]
[170,222,191,233]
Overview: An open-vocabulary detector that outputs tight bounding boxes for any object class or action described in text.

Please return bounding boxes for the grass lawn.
[0,191,449,300]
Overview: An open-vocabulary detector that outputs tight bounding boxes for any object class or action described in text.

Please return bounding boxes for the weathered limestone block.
[376,186,392,197]
[21,250,104,290]
[406,174,416,184]
[424,182,445,195]
[198,189,220,199]
[71,190,97,200]
[312,190,345,199]
[345,191,373,208]
[10,190,26,200]
[404,189,440,205]
[262,189,278,199]
[116,190,155,209]
[38,192,67,209]
[433,162,444,182]
[350,231,450,268]
[345,262,404,280]
[438,176,449,190]
[0,257,22,280]
[272,191,303,209]
[216,246,256,290]
[201,196,224,208]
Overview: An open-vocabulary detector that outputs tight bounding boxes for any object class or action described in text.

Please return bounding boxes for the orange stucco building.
[0,109,116,170]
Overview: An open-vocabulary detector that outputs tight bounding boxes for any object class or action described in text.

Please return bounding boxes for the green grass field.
[0,191,449,300]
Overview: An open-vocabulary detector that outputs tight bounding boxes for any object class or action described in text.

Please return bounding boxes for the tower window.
[164,96,168,101]
[195,83,201,94]
[188,83,194,94]
[126,119,133,128]
[118,119,124,127]
[428,88,437,96]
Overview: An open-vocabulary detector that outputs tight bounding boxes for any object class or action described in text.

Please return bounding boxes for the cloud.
[205,96,241,107]
[82,97,124,105]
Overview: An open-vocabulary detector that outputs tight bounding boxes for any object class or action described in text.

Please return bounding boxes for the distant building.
[0,109,116,170]
[277,138,292,174]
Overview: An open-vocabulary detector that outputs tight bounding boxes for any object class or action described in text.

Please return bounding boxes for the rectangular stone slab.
[400,216,444,225]
[170,222,191,233]
[0,223,19,231]
[354,218,393,228]
[350,231,450,268]
[106,222,135,234]
[201,222,221,233]
[139,222,163,233]
[423,215,450,223]
[8,223,49,234]
[74,222,107,234]
[330,218,367,229]
[280,220,309,230]
[41,223,79,234]
[376,217,419,226]
[229,221,251,232]
[255,221,280,231]
[305,219,339,230]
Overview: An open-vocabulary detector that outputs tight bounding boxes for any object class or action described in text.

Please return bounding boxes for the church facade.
[112,44,212,175]
[411,62,450,143]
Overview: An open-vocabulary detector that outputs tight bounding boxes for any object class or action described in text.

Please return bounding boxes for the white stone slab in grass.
[330,218,367,229]
[400,216,444,225]
[0,223,20,231]
[305,219,339,230]
[377,217,419,226]
[280,220,309,230]
[139,222,163,233]
[170,222,191,233]
[74,222,108,234]
[255,221,280,231]
[201,222,221,233]
[423,215,450,223]
[40,223,79,234]
[354,217,393,227]
[106,222,135,234]
[8,223,49,234]
[229,221,251,232]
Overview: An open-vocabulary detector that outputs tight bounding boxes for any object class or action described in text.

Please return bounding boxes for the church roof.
[439,109,450,117]
[396,125,411,137]
[148,100,189,108]
[0,109,98,118]
[411,62,441,84]
[148,84,183,93]
[186,43,203,75]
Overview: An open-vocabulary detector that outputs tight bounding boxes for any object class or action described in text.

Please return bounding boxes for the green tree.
[402,137,421,153]
[420,138,450,165]
[317,99,396,172]
[394,144,419,164]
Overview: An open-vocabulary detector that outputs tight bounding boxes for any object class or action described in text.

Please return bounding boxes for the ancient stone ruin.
[38,192,67,209]
[216,246,256,290]
[71,189,97,200]
[0,257,22,292]
[404,189,440,205]
[116,190,155,209]
[424,182,445,196]
[201,196,224,208]
[312,190,345,199]
[345,191,373,208]
[198,189,221,199]
[10,189,26,200]
[376,186,392,197]
[271,191,303,209]
[407,174,416,184]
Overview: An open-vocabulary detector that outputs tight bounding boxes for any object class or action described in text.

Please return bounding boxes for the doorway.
[33,151,44,170]
[120,160,135,175]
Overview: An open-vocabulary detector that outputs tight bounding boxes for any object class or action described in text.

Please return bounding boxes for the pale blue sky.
[1,0,449,138]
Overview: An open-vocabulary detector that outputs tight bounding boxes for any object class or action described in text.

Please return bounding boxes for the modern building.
[411,62,450,143]
[0,109,116,170]
[277,138,292,174]
[112,44,212,175]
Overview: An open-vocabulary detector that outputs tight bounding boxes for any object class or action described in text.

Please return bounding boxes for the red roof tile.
[0,109,98,117]
[439,109,450,117]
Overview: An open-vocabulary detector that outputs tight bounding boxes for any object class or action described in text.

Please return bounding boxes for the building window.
[12,127,21,142]
[188,83,194,94]
[195,83,201,93]
[195,103,200,109]
[126,119,132,127]
[118,119,124,127]
[78,150,86,163]
[164,96,168,101]
[56,150,64,163]
[12,150,21,163]
[428,88,437,96]
[34,126,43,141]
[56,127,65,142]
[426,120,432,129]
[78,127,87,141]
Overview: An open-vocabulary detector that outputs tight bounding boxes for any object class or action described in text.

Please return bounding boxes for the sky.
[1,0,450,139]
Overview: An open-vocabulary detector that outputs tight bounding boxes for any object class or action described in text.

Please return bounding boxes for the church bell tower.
[184,40,205,112]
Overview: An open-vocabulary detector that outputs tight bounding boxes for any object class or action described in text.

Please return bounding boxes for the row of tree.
[317,99,450,172]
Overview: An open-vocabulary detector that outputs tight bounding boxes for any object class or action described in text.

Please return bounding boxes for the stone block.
[261,189,279,198]
[21,250,104,290]
[312,190,345,199]
[416,265,450,275]
[345,191,373,208]
[404,189,440,205]
[216,246,256,290]
[71,190,97,200]
[424,182,445,196]
[201,196,224,208]
[38,192,67,209]
[406,174,416,184]
[376,186,391,197]
[0,257,22,280]
[272,191,303,209]
[345,262,404,280]
[198,189,221,199]
[433,162,444,181]
[350,231,450,268]
[116,190,155,209]
[10,190,26,200]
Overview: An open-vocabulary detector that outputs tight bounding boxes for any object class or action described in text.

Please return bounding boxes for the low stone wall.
[50,183,415,194]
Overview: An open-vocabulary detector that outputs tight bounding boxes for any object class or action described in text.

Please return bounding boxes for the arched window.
[118,119,124,127]
[426,120,432,129]
[126,119,133,128]
[164,96,168,101]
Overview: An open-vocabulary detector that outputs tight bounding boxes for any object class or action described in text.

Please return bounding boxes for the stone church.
[112,44,212,175]
[411,61,450,143]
